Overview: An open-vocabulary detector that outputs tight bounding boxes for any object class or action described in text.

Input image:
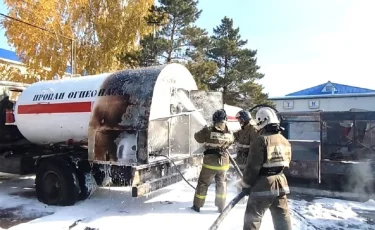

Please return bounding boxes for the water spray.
[176,90,207,126]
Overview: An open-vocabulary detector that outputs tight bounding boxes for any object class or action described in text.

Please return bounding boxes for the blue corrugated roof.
[286,81,375,96]
[0,48,73,73]
[0,48,21,62]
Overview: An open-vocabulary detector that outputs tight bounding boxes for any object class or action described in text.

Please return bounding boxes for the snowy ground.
[0,173,375,230]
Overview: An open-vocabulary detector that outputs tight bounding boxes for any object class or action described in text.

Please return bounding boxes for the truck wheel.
[35,161,80,206]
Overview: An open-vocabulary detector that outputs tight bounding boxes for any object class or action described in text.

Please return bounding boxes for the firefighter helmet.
[235,110,252,123]
[212,109,227,124]
[255,107,280,129]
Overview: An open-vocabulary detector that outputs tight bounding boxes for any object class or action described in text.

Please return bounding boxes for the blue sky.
[1,0,374,97]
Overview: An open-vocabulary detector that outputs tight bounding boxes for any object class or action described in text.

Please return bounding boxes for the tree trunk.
[167,20,176,63]
[223,86,227,104]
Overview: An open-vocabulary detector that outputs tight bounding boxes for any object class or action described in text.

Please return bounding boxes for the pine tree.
[157,0,202,63]
[121,0,203,66]
[120,5,169,67]
[207,17,269,108]
[184,27,217,90]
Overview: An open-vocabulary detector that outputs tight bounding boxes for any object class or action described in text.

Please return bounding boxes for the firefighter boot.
[217,205,224,213]
[191,205,200,212]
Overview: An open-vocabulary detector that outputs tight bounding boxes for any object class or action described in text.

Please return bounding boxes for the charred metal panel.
[289,140,320,161]
[321,160,375,178]
[321,160,354,175]
[321,111,375,161]
[284,140,321,182]
[321,111,375,121]
[147,120,169,157]
[189,91,223,154]
[285,161,319,180]
[321,160,375,193]
[88,66,163,162]
[131,155,203,197]
[137,130,148,164]
[132,173,185,197]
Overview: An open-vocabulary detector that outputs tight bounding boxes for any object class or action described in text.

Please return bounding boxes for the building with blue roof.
[285,81,375,97]
[0,48,21,63]
[0,47,73,76]
[270,81,375,112]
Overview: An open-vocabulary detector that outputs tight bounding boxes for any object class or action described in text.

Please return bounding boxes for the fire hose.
[208,191,247,230]
[152,150,245,230]
[151,150,242,191]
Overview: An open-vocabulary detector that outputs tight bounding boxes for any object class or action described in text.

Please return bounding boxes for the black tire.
[35,160,80,206]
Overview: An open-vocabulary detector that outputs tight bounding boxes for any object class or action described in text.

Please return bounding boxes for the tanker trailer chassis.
[0,64,224,206]
[0,142,205,205]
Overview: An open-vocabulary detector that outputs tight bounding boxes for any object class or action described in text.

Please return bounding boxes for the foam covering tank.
[14,64,198,164]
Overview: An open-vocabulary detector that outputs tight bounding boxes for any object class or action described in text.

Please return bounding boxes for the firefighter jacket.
[194,124,234,171]
[242,131,292,197]
[233,123,258,153]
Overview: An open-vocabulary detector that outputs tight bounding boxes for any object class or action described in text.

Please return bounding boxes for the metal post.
[152,24,156,65]
[70,39,74,75]
[168,118,172,157]
[188,91,191,156]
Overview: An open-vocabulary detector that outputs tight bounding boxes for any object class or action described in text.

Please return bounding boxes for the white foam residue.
[176,90,207,126]
[1,173,375,230]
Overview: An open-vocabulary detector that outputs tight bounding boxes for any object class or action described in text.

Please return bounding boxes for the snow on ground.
[0,173,374,230]
[291,197,375,230]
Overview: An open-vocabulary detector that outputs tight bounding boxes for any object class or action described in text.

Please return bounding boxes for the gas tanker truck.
[0,64,238,206]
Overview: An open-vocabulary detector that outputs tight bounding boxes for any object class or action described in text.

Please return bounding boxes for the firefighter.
[238,107,292,230]
[233,110,259,173]
[192,109,234,213]
[233,110,259,203]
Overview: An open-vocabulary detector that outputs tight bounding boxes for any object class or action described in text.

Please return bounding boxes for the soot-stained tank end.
[88,63,198,165]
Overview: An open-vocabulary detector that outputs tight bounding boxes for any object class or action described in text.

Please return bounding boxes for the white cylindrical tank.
[14,73,110,145]
[13,64,199,164]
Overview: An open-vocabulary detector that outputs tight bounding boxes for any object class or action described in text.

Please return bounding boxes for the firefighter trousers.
[243,195,292,230]
[235,150,248,194]
[193,154,229,210]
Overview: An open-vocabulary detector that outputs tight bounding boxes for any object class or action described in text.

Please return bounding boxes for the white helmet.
[255,107,279,130]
